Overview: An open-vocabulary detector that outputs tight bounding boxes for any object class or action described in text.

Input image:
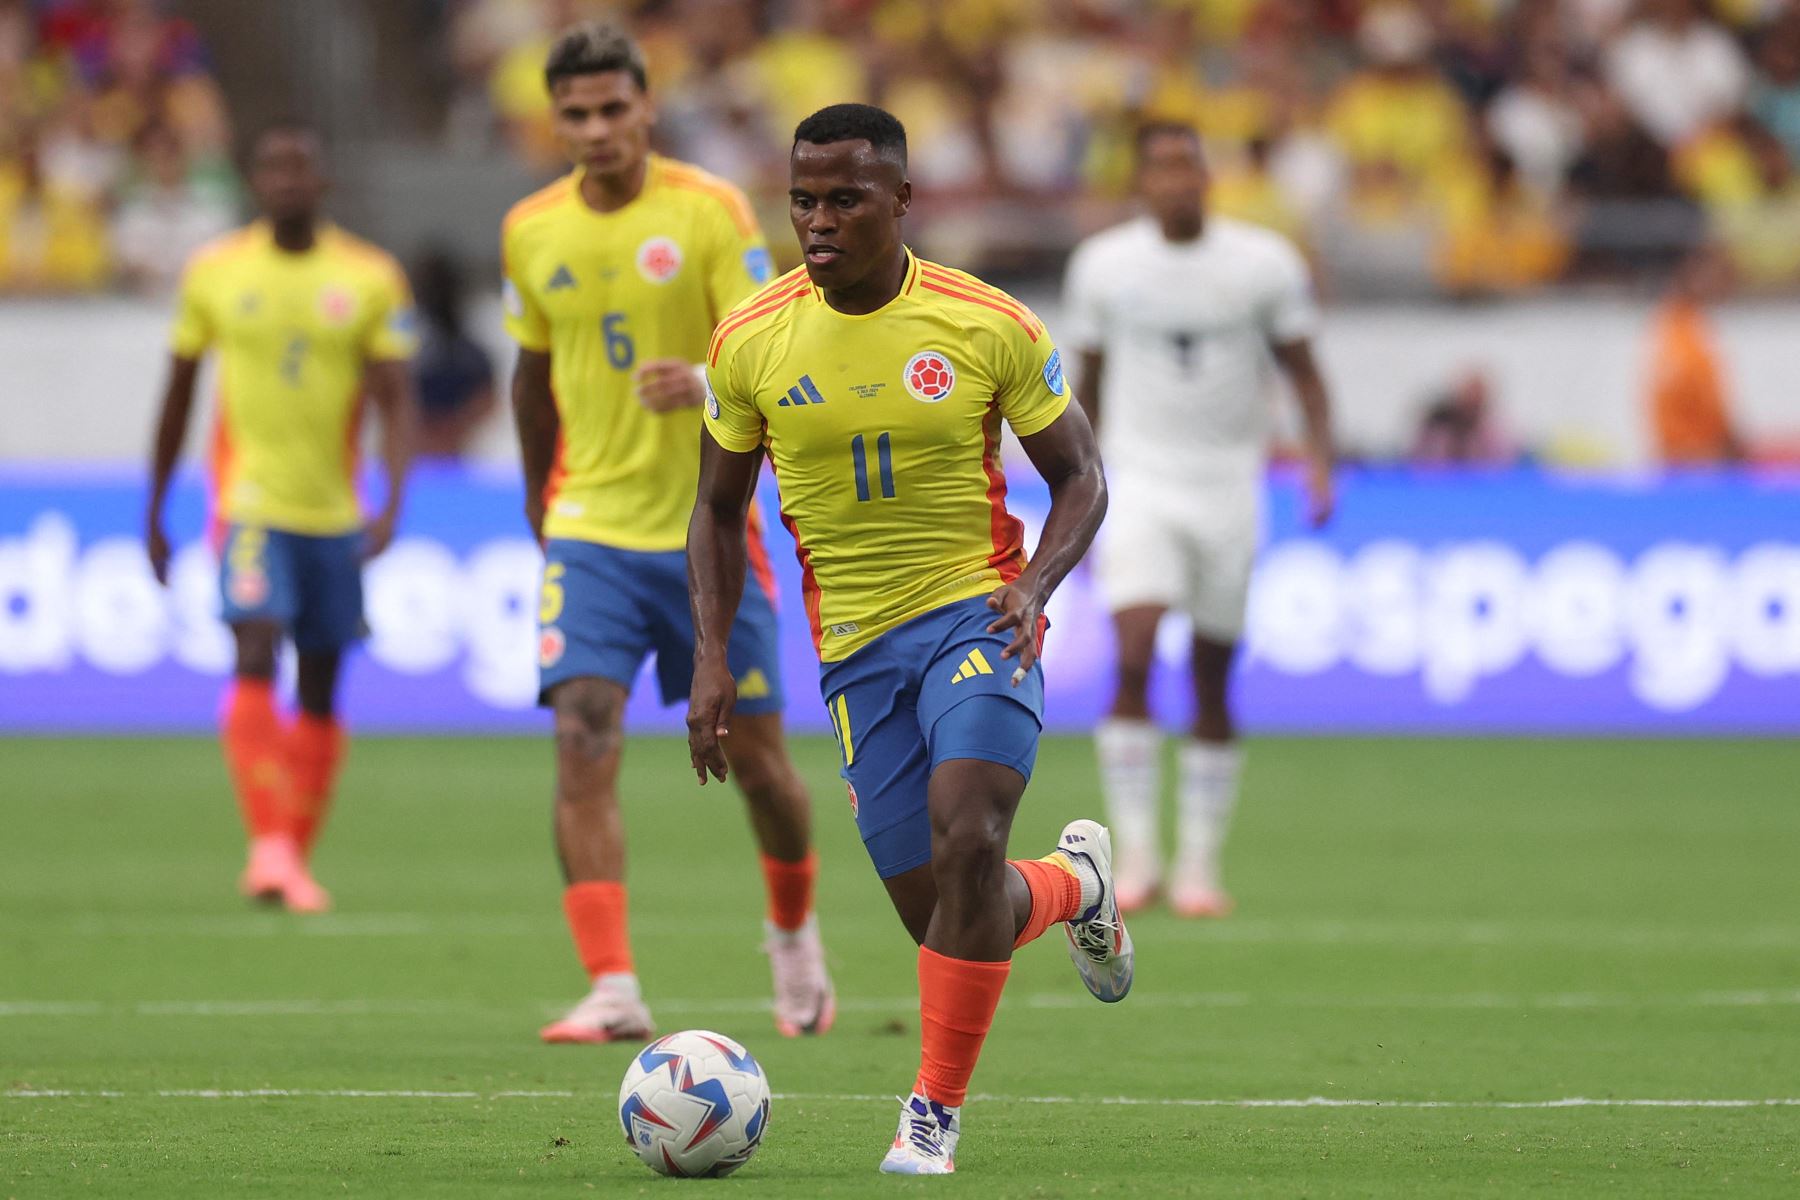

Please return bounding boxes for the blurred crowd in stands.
[447,0,1800,295]
[7,0,1800,299]
[0,0,237,294]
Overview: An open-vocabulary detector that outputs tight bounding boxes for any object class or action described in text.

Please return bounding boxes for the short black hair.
[1135,120,1202,156]
[793,103,907,169]
[544,21,647,92]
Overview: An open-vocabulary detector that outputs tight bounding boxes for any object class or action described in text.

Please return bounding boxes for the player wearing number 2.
[144,121,418,915]
[690,104,1130,1176]
[503,24,832,1045]
[1063,121,1337,918]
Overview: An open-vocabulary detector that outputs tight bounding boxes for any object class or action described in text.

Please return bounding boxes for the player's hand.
[363,510,398,561]
[635,359,705,413]
[145,519,172,585]
[985,582,1043,685]
[1306,458,1335,529]
[686,658,737,784]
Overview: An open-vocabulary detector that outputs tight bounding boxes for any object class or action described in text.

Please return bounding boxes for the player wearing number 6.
[690,104,1130,1176]
[503,24,832,1046]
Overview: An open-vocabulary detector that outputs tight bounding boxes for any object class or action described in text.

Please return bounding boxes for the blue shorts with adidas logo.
[538,539,784,715]
[819,596,1046,879]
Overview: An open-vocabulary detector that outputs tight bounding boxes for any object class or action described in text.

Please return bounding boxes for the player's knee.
[929,804,1009,890]
[551,681,624,764]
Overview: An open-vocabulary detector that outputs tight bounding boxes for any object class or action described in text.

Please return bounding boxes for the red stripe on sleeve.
[980,401,1027,582]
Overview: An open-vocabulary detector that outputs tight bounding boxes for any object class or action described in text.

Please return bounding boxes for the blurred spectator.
[110,119,236,295]
[1438,146,1571,295]
[1604,0,1748,148]
[486,0,606,171]
[1209,135,1307,246]
[1749,10,1800,168]
[1646,247,1744,463]
[1676,115,1800,286]
[1410,367,1518,465]
[0,124,110,291]
[1325,6,1473,192]
[1486,42,1588,198]
[411,247,497,461]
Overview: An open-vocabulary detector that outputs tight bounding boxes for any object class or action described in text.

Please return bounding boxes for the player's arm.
[361,358,417,559]
[685,429,764,784]
[145,353,202,584]
[1271,338,1336,528]
[988,403,1108,681]
[510,347,557,541]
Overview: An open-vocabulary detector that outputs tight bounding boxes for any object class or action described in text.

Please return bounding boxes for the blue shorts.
[538,539,784,714]
[218,524,365,653]
[819,596,1046,878]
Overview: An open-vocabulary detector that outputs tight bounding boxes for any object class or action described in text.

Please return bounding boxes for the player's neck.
[820,247,909,316]
[580,158,650,214]
[269,217,318,254]
[1157,211,1205,244]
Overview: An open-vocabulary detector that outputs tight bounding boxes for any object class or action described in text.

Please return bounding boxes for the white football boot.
[878,1092,960,1175]
[1055,819,1136,1003]
[539,972,655,1044]
[764,915,837,1037]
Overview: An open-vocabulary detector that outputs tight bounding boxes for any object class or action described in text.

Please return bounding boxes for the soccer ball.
[617,1029,771,1177]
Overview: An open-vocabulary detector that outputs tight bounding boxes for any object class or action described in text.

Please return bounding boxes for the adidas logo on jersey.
[545,265,577,291]
[950,648,996,684]
[776,375,827,407]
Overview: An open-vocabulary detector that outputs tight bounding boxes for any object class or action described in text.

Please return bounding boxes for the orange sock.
[221,678,290,840]
[760,851,816,932]
[563,881,633,979]
[914,947,1010,1107]
[287,714,345,858]
[1008,855,1084,949]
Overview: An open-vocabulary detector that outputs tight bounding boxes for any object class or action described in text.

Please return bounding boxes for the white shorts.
[1094,480,1262,642]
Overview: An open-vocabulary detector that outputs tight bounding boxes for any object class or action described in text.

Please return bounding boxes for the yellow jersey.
[704,251,1070,662]
[170,221,416,536]
[501,155,774,550]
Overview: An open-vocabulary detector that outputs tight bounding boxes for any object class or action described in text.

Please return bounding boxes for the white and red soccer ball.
[617,1029,771,1177]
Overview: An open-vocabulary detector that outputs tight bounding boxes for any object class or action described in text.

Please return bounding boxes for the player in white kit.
[1061,122,1336,916]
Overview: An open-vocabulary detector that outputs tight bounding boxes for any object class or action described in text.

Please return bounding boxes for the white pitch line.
[5,1089,1798,1110]
[6,988,1799,1020]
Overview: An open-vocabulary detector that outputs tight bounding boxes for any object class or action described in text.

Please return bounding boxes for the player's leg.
[217,524,302,902]
[881,601,1132,1175]
[659,551,834,1035]
[275,528,365,912]
[1171,513,1256,918]
[721,713,836,1037]
[1099,604,1167,911]
[1092,486,1182,911]
[1172,634,1241,917]
[536,541,659,1044]
[540,674,655,1042]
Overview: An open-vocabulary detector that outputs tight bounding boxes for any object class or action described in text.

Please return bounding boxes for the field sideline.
[3,735,1797,1197]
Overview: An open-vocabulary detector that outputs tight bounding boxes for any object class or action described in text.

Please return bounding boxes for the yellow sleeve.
[994,312,1070,438]
[702,339,766,453]
[701,189,775,324]
[500,224,551,351]
[168,258,213,358]
[363,265,419,362]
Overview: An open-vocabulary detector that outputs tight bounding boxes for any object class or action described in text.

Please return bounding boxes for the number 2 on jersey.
[850,433,896,501]
[601,312,634,370]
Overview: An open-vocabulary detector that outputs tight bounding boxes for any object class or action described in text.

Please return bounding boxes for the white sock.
[1176,740,1242,887]
[1095,718,1163,863]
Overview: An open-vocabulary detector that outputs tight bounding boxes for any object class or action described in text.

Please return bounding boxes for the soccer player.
[1062,122,1336,917]
[503,24,833,1045]
[689,103,1131,1176]
[144,121,418,914]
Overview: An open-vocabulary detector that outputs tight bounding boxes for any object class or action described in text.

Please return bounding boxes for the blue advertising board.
[1,466,1796,733]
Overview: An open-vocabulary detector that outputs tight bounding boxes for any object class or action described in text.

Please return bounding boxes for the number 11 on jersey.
[850,433,896,502]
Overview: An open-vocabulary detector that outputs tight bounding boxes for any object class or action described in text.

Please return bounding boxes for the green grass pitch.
[3,734,1798,1197]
